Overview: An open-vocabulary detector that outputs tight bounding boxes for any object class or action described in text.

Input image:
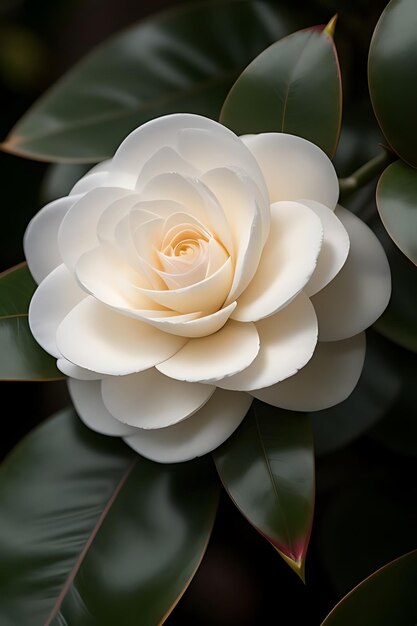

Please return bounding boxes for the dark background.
[1,1,416,624]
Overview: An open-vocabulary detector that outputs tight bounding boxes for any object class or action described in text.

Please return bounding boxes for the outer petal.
[113,113,268,206]
[232,201,323,322]
[24,195,81,284]
[101,369,215,429]
[68,379,137,436]
[301,199,350,296]
[58,187,135,271]
[56,297,187,376]
[218,293,317,391]
[28,264,86,358]
[251,333,366,411]
[156,320,259,383]
[242,133,339,209]
[123,388,253,463]
[311,206,391,341]
[57,359,104,380]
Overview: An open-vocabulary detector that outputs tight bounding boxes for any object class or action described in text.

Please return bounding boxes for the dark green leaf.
[311,332,401,456]
[0,263,62,380]
[0,408,219,626]
[372,220,417,353]
[368,0,417,166]
[321,550,417,625]
[376,160,417,264]
[220,24,342,156]
[1,0,296,163]
[41,163,90,204]
[214,401,314,578]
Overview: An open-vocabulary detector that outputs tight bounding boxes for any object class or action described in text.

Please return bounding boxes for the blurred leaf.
[321,550,417,625]
[41,163,90,203]
[1,0,295,163]
[214,401,314,579]
[0,263,62,380]
[0,408,219,626]
[220,24,342,156]
[376,160,417,265]
[368,0,417,167]
[311,332,401,456]
[372,220,417,352]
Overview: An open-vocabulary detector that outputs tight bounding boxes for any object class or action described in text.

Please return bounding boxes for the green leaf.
[376,160,417,265]
[372,220,417,353]
[0,408,219,626]
[311,331,401,456]
[220,23,342,156]
[1,0,294,163]
[41,163,90,204]
[0,263,62,380]
[368,0,417,167]
[321,550,417,625]
[213,401,314,579]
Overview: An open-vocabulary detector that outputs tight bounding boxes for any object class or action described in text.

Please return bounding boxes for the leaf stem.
[338,149,396,202]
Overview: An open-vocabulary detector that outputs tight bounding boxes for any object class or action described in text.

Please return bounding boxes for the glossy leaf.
[220,24,342,156]
[372,220,417,353]
[0,408,219,626]
[213,401,314,578]
[376,160,417,265]
[1,0,294,163]
[311,332,401,456]
[321,550,417,625]
[368,0,417,166]
[0,263,62,380]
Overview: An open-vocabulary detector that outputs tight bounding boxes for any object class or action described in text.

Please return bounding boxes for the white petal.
[113,113,268,205]
[201,167,265,303]
[136,146,199,187]
[58,187,135,271]
[68,379,136,436]
[28,264,86,358]
[156,319,259,383]
[24,195,81,284]
[311,206,391,341]
[97,193,142,245]
[139,257,233,314]
[123,388,252,463]
[102,369,215,429]
[301,199,350,296]
[251,333,366,411]
[232,201,323,322]
[126,302,237,338]
[242,133,339,209]
[218,293,317,391]
[56,297,187,376]
[57,359,104,380]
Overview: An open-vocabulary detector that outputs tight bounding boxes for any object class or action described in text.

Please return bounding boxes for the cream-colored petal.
[156,319,259,383]
[68,379,137,436]
[125,302,236,338]
[24,195,81,284]
[56,297,187,376]
[251,333,366,411]
[232,201,323,322]
[201,167,265,303]
[123,388,252,463]
[136,146,199,188]
[28,264,86,358]
[58,187,135,271]
[57,359,104,380]
[97,192,142,245]
[311,206,391,341]
[139,257,233,314]
[242,132,339,209]
[102,369,215,429]
[218,293,317,391]
[301,199,350,296]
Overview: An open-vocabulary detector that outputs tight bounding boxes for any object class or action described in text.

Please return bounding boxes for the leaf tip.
[274,546,306,583]
[324,14,338,38]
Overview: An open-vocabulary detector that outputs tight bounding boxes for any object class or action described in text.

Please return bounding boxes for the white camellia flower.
[24,114,391,463]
